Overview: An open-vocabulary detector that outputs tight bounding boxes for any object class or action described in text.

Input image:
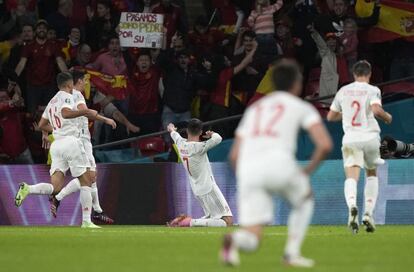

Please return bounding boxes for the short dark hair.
[352,60,371,77]
[242,30,256,40]
[71,70,85,85]
[187,118,203,136]
[56,72,73,88]
[272,60,302,91]
[138,49,152,60]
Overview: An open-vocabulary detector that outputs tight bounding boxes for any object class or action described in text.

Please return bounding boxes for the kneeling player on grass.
[167,119,233,227]
[220,60,332,267]
[327,60,392,233]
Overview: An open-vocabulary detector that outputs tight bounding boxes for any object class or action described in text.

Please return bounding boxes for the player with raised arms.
[14,72,113,228]
[167,119,233,227]
[327,60,392,233]
[221,60,332,267]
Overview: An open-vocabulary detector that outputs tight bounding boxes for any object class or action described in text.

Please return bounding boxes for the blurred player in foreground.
[221,60,332,267]
[327,60,392,233]
[14,72,113,228]
[48,70,115,224]
[167,119,233,227]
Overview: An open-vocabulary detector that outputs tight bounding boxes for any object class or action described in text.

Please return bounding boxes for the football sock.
[232,230,259,252]
[344,178,357,209]
[285,198,314,257]
[91,182,103,213]
[364,176,379,216]
[55,178,81,201]
[80,186,93,223]
[190,218,227,227]
[28,183,54,195]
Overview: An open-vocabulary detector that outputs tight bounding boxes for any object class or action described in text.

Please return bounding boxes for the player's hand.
[204,131,215,139]
[385,113,392,125]
[105,118,117,129]
[126,123,140,134]
[42,133,51,150]
[167,123,177,133]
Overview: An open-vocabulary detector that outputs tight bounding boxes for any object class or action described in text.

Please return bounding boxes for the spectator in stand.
[47,27,57,41]
[86,0,119,51]
[152,0,188,47]
[315,0,380,36]
[128,51,162,135]
[0,71,33,164]
[69,0,89,28]
[275,18,302,59]
[389,39,414,81]
[206,40,258,138]
[3,0,37,28]
[46,0,73,39]
[88,36,127,76]
[340,18,358,76]
[158,48,195,131]
[0,27,22,65]
[188,16,226,57]
[14,20,68,113]
[211,0,245,34]
[308,24,349,100]
[61,27,81,64]
[130,0,154,13]
[70,43,92,67]
[6,23,34,71]
[247,0,283,60]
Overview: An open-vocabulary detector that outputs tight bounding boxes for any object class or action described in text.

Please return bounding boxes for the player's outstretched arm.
[201,131,222,153]
[61,107,94,119]
[304,123,333,175]
[372,104,392,124]
[167,123,184,145]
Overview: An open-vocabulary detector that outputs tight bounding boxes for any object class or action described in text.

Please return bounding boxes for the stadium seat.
[132,137,166,157]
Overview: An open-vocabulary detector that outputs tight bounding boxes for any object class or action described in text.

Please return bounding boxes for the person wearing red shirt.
[188,16,226,57]
[128,51,161,135]
[152,0,187,47]
[14,20,68,114]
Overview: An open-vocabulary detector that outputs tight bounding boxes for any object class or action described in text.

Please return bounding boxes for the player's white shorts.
[195,184,232,219]
[81,138,96,171]
[237,157,312,227]
[342,138,382,170]
[50,136,90,177]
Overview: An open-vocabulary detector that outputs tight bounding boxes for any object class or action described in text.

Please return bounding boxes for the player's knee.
[223,216,233,226]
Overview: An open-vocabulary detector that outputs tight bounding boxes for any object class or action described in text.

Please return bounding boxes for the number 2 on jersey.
[183,157,192,176]
[49,107,62,130]
[351,101,361,127]
[253,104,285,137]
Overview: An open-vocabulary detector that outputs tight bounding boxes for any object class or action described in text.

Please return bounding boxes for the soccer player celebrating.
[327,60,392,233]
[14,72,107,228]
[167,119,233,227]
[221,60,332,267]
[49,70,115,224]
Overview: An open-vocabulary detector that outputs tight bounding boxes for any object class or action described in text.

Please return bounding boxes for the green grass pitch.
[0,225,413,272]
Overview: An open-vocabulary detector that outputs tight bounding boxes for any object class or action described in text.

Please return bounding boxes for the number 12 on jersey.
[253,104,285,136]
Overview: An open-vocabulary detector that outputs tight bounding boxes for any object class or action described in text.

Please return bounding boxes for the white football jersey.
[330,81,382,144]
[42,90,80,140]
[72,89,90,140]
[236,92,322,163]
[171,131,222,196]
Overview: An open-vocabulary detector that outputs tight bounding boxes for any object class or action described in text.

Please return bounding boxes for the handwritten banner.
[119,12,164,48]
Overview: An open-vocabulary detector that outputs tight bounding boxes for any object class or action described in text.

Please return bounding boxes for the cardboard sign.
[119,12,164,48]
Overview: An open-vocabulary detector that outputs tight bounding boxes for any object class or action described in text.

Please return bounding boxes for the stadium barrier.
[1,159,413,226]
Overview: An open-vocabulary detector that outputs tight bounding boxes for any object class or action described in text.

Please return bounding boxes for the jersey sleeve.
[74,92,87,107]
[330,90,342,112]
[301,103,322,130]
[170,131,185,146]
[369,87,382,106]
[193,133,223,154]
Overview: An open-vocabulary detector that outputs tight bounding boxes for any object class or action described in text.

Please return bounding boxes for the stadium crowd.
[0,0,413,164]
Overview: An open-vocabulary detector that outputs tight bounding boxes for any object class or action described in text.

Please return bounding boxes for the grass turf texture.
[0,226,412,272]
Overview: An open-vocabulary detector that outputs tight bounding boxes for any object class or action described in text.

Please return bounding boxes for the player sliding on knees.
[327,60,392,234]
[48,71,114,224]
[14,72,116,228]
[220,60,332,268]
[167,119,233,227]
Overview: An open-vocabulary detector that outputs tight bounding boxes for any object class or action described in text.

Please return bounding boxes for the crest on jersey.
[65,98,71,104]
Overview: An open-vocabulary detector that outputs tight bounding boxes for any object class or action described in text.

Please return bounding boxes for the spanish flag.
[356,0,414,43]
[73,67,129,100]
[248,67,274,105]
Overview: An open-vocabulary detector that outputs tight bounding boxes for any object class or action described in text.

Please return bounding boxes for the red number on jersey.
[183,157,192,176]
[49,107,62,130]
[351,101,361,127]
[253,104,285,137]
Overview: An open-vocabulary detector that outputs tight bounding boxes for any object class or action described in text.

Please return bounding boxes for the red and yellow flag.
[248,67,274,105]
[356,0,414,43]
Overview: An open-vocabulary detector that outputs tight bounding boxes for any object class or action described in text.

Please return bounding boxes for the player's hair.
[271,59,302,91]
[71,70,85,85]
[187,118,203,136]
[56,72,73,89]
[352,60,371,77]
